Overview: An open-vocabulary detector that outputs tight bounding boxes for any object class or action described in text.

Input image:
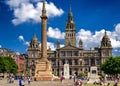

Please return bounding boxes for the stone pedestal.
[34,59,52,80]
[64,64,70,79]
[87,66,99,83]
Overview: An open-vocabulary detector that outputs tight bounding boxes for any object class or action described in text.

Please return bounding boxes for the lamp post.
[57,50,60,77]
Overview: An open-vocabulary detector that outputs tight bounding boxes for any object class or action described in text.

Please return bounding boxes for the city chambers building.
[27,7,112,77]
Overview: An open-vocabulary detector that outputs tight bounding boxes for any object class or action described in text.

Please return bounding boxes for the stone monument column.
[34,0,52,80]
[41,0,48,60]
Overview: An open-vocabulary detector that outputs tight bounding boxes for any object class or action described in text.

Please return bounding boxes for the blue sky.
[0,0,120,56]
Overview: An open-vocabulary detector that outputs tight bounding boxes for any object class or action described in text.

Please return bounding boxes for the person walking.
[28,76,31,85]
[19,76,25,86]
[60,75,65,83]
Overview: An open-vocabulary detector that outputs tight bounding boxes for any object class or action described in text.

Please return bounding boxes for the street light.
[57,50,60,77]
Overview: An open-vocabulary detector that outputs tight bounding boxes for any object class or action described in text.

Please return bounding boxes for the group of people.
[7,75,14,84]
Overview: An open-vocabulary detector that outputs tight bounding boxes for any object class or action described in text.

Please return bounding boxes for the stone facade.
[0,48,15,57]
[27,33,41,76]
[27,4,112,78]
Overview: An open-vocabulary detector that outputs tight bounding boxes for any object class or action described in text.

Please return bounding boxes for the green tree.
[0,56,6,73]
[78,71,85,77]
[0,56,18,74]
[52,71,57,76]
[100,56,120,76]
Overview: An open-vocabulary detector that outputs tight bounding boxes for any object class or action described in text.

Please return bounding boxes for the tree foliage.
[52,71,57,76]
[78,71,85,77]
[100,56,120,75]
[0,56,18,74]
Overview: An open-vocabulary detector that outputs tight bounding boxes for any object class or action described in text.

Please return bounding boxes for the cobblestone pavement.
[0,79,74,86]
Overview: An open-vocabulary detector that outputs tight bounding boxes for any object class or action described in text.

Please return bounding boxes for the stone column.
[89,58,91,66]
[83,59,85,66]
[56,59,58,65]
[72,59,75,65]
[78,59,80,65]
[41,0,48,60]
[59,60,62,65]
[65,51,67,57]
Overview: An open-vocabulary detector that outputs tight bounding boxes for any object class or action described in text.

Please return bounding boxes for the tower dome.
[102,31,110,42]
[101,31,112,48]
[28,33,40,50]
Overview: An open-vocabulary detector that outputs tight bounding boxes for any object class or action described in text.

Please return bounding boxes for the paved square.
[0,79,74,86]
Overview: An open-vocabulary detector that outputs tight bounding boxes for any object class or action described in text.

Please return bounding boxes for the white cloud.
[18,35,24,41]
[47,42,64,51]
[25,42,30,46]
[76,29,104,49]
[6,0,29,8]
[6,0,64,25]
[115,23,120,35]
[17,24,120,52]
[47,42,55,50]
[18,35,29,46]
[60,44,64,48]
[47,24,120,50]
[47,2,64,17]
[18,35,64,51]
[47,27,65,39]
[12,3,39,25]
[0,45,2,48]
[76,27,120,49]
[110,39,120,48]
